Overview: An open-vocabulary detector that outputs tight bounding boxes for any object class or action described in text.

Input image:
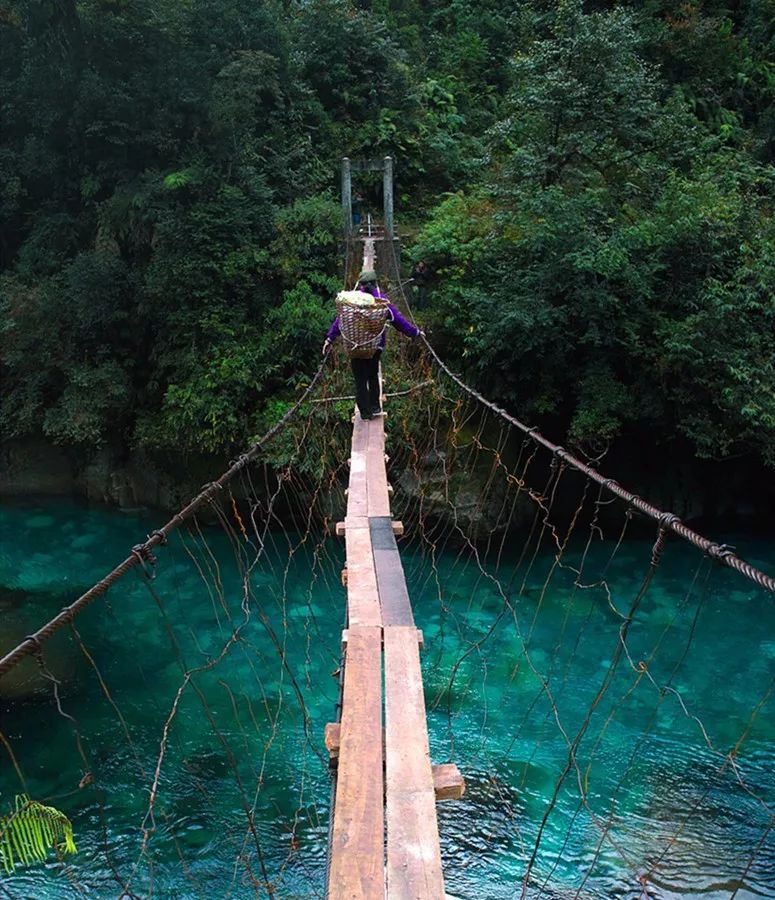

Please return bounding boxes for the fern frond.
[0,795,77,874]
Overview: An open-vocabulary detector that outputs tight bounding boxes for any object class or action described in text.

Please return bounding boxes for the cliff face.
[0,439,210,511]
[1,435,772,533]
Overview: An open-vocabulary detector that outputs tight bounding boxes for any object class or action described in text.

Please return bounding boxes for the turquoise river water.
[0,498,773,899]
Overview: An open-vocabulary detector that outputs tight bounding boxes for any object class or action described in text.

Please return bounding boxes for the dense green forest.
[1,0,773,469]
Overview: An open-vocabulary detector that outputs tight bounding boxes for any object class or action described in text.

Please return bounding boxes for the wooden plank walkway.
[328,625,385,896]
[384,626,445,899]
[328,408,461,899]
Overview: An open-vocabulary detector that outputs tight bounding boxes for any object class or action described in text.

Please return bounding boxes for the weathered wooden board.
[370,517,415,626]
[384,626,445,899]
[366,459,391,516]
[328,626,386,899]
[431,763,465,801]
[347,479,368,517]
[325,724,465,801]
[346,519,382,627]
[351,413,370,452]
[366,418,391,516]
[348,454,368,518]
[325,722,341,761]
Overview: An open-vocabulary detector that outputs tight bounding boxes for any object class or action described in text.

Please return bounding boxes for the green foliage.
[1,252,135,446]
[140,332,264,454]
[264,280,340,370]
[417,1,775,465]
[0,0,771,472]
[270,195,342,285]
[294,0,410,138]
[163,171,193,190]
[0,794,77,874]
[639,0,774,151]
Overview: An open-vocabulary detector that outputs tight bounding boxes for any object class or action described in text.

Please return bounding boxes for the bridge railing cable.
[384,236,775,595]
[0,356,332,682]
[419,336,775,594]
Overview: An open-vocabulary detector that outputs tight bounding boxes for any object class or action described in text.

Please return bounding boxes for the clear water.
[1,498,773,899]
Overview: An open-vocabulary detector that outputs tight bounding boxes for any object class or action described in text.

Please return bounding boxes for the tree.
[416,1,775,464]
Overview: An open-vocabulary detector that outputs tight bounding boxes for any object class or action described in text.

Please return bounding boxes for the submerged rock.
[0,586,81,699]
[25,514,56,529]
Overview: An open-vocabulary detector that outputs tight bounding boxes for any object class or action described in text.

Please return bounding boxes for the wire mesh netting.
[1,267,773,899]
[382,360,775,899]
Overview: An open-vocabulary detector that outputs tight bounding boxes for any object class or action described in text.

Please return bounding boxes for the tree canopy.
[1,0,772,468]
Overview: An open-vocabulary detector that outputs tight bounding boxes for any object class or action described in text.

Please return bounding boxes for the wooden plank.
[325,722,341,761]
[336,515,372,537]
[347,484,368,518]
[384,626,445,899]
[366,460,391,517]
[325,724,464,801]
[369,516,395,549]
[366,418,391,517]
[351,414,370,452]
[343,515,370,530]
[368,416,384,450]
[347,448,368,517]
[367,416,386,470]
[328,626,385,899]
[370,517,414,627]
[432,763,465,801]
[371,560,414,623]
[350,450,368,472]
[346,415,369,517]
[346,522,382,627]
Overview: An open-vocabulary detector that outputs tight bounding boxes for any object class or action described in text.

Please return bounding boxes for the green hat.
[358,269,377,284]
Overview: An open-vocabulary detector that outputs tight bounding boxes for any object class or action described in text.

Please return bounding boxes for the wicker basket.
[335,296,391,358]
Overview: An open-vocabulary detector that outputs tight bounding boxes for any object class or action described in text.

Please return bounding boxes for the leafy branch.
[0,795,77,875]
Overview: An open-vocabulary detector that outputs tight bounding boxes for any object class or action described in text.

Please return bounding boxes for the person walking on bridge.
[322,270,422,420]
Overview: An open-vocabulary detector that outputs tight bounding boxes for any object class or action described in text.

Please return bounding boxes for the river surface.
[0,498,773,899]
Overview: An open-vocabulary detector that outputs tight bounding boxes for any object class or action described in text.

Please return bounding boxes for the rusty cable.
[420,336,775,594]
[0,358,330,681]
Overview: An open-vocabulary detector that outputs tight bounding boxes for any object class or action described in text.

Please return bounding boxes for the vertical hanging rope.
[0,357,332,682]
[383,232,774,593]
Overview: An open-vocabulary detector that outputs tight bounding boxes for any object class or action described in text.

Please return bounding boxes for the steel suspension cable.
[0,356,332,681]
[421,336,775,593]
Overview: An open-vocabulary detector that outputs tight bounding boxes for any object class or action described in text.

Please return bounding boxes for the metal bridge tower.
[341,156,400,284]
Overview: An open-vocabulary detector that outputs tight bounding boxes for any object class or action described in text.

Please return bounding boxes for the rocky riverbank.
[1,434,772,533]
[0,438,215,511]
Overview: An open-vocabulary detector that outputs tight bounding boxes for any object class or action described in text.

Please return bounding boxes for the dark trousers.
[350,351,381,418]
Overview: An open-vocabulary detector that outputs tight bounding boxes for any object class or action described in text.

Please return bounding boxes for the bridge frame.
[341,155,395,238]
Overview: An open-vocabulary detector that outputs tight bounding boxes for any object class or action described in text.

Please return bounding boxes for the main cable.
[420,337,775,594]
[0,356,332,681]
[383,235,774,594]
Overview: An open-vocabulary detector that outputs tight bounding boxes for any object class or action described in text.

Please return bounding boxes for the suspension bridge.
[0,200,774,898]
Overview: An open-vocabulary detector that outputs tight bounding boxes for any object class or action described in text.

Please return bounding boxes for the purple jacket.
[326,289,419,349]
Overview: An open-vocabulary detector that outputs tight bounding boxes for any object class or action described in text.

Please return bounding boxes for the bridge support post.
[383,156,393,237]
[341,157,352,239]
